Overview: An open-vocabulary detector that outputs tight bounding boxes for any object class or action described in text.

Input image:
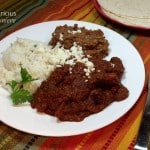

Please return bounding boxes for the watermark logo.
[0,11,16,24]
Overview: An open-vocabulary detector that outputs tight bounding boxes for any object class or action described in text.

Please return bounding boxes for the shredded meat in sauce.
[31,24,129,122]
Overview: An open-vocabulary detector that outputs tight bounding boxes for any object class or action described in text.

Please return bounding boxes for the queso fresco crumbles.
[0,24,129,122]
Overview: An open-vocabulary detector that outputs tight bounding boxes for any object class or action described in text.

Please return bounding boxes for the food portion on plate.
[95,0,150,29]
[0,24,129,122]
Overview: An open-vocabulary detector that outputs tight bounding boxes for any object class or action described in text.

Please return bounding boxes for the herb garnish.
[7,67,37,105]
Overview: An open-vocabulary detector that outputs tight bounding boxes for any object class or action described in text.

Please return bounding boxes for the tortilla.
[98,0,150,19]
[102,8,150,28]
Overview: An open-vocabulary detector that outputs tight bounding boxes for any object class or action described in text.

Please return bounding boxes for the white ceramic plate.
[0,20,145,136]
[93,0,150,30]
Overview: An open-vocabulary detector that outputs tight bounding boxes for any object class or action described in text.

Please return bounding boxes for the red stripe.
[128,136,137,150]
[38,138,57,150]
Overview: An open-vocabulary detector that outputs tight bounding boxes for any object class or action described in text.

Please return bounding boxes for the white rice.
[0,38,55,93]
[0,38,94,93]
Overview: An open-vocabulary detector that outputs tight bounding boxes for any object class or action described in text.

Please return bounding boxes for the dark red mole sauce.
[31,24,129,122]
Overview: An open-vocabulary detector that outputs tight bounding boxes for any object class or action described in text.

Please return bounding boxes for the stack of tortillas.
[97,0,150,28]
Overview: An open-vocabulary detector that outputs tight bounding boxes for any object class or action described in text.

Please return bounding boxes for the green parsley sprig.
[6,67,37,105]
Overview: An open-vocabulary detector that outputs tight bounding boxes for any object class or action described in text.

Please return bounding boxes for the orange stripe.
[75,133,92,150]
[43,0,77,21]
[134,36,147,48]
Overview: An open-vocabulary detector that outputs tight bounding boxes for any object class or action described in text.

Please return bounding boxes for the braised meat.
[49,24,109,59]
[31,24,129,122]
[31,59,128,122]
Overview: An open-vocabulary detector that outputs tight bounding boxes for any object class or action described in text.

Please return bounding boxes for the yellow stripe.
[144,53,150,64]
[81,8,99,22]
[94,13,106,25]
[70,2,93,20]
[117,112,142,150]
[56,0,106,27]
[71,4,106,26]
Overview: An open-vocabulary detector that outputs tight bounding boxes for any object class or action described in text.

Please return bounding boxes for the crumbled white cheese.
[63,42,95,77]
[87,55,91,58]
[111,63,115,68]
[40,41,95,77]
[85,79,88,82]
[69,67,73,74]
[59,33,63,41]
[68,29,82,34]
